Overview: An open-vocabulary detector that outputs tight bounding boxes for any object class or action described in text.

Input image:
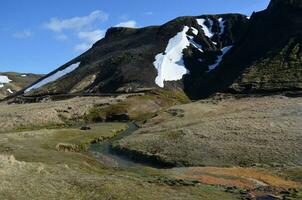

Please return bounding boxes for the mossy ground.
[114,95,302,167]
[0,123,241,200]
[0,94,301,199]
[84,89,191,123]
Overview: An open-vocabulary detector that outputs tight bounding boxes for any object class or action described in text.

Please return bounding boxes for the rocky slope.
[0,72,42,99]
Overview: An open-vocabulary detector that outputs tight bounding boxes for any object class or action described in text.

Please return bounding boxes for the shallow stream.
[89,123,143,168]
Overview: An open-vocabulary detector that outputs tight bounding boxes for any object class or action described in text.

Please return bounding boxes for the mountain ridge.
[15,13,248,100]
[10,0,302,101]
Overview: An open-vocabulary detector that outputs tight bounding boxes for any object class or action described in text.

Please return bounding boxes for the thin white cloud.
[45,10,109,32]
[74,43,91,52]
[13,30,33,39]
[78,29,106,43]
[145,11,154,16]
[119,15,129,21]
[55,34,68,41]
[74,29,106,52]
[115,20,137,28]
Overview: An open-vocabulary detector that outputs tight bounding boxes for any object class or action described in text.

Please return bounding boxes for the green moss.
[232,40,302,92]
[152,89,191,105]
[85,104,129,122]
[12,123,71,133]
[1,122,242,200]
[284,191,302,200]
[50,123,127,152]
[166,130,185,140]
[84,107,106,122]
[104,104,128,114]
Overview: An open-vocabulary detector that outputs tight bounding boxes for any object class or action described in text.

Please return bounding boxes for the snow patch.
[191,27,198,35]
[187,36,203,52]
[7,88,13,94]
[218,18,225,35]
[25,62,81,93]
[153,25,206,87]
[208,46,233,71]
[196,18,214,38]
[0,84,4,88]
[21,74,27,77]
[153,26,191,88]
[0,76,12,84]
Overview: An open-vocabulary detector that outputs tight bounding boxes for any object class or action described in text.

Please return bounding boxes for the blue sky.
[0,0,270,74]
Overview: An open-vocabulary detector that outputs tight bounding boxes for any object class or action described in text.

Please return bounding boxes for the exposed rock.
[80,126,91,131]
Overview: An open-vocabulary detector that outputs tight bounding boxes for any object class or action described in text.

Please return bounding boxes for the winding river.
[89,123,143,168]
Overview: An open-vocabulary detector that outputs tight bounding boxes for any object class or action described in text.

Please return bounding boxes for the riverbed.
[89,123,143,168]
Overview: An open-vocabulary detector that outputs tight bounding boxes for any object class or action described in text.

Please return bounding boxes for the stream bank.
[89,123,174,168]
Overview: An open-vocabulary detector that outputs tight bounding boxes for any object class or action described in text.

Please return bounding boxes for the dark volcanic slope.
[189,0,302,98]
[19,14,248,97]
[15,0,301,100]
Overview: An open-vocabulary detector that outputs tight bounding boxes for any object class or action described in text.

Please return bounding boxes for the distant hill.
[0,72,43,99]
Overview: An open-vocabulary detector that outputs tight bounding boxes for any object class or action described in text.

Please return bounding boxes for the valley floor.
[0,93,301,199]
[115,95,302,167]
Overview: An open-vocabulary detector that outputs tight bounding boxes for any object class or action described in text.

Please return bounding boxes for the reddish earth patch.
[174,167,300,190]
[180,175,257,189]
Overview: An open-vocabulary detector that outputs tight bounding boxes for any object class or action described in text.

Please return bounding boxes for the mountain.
[0,72,43,99]
[188,0,302,98]
[16,14,248,99]
[13,0,302,100]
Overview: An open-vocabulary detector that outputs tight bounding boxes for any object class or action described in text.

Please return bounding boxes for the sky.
[0,0,270,74]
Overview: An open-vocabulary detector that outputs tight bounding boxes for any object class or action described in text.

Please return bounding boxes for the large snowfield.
[153,17,230,87]
[153,17,229,87]
[153,26,191,88]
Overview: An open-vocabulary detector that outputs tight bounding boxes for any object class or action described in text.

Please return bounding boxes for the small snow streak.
[208,46,233,71]
[218,18,225,35]
[187,36,203,52]
[25,62,81,93]
[196,18,214,38]
[7,88,13,94]
[191,27,199,35]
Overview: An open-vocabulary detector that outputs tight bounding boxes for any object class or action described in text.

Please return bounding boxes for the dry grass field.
[0,122,242,200]
[114,95,302,167]
[0,94,301,199]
